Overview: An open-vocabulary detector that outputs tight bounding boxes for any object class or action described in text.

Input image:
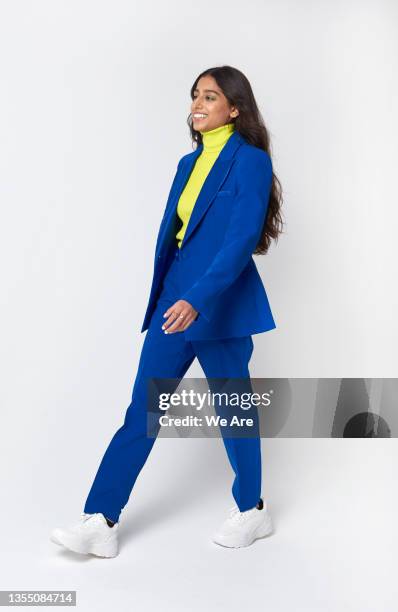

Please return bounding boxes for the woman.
[51,65,283,557]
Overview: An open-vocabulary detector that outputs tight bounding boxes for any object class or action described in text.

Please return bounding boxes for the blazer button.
[157,254,162,259]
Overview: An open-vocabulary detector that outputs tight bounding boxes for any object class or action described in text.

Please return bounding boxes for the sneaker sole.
[212,514,274,548]
[50,529,118,558]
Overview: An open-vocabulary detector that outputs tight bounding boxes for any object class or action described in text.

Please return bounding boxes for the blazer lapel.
[155,145,202,255]
[157,130,245,256]
[180,130,244,249]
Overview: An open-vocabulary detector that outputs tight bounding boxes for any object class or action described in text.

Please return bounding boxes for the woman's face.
[191,75,239,133]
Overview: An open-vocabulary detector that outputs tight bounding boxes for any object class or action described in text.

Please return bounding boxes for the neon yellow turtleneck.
[175,122,235,248]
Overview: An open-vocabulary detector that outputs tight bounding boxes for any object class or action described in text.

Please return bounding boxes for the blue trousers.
[83,246,262,523]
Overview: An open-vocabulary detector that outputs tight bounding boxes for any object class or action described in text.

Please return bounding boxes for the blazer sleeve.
[180,148,273,322]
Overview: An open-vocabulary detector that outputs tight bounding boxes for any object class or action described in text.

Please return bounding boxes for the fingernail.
[161,325,165,329]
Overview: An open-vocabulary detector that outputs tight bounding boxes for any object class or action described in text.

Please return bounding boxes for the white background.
[0,1,396,610]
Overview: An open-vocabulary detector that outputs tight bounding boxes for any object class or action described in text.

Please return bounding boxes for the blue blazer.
[141,129,276,341]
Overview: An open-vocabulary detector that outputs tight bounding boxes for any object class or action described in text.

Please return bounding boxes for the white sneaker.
[50,513,119,558]
[212,500,273,548]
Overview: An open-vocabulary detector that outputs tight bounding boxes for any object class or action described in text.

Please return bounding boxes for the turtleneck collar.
[200,122,235,153]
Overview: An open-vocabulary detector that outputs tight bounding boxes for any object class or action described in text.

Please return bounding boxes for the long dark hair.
[187,65,284,255]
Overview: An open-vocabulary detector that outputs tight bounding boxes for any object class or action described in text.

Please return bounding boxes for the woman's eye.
[192,95,216,102]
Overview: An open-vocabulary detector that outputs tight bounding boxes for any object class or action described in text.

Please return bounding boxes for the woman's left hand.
[162,300,198,333]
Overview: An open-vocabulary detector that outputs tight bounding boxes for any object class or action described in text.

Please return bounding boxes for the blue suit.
[83,130,274,523]
[141,129,276,340]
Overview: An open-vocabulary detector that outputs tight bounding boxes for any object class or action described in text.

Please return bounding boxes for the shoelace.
[228,505,258,524]
[80,512,102,523]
